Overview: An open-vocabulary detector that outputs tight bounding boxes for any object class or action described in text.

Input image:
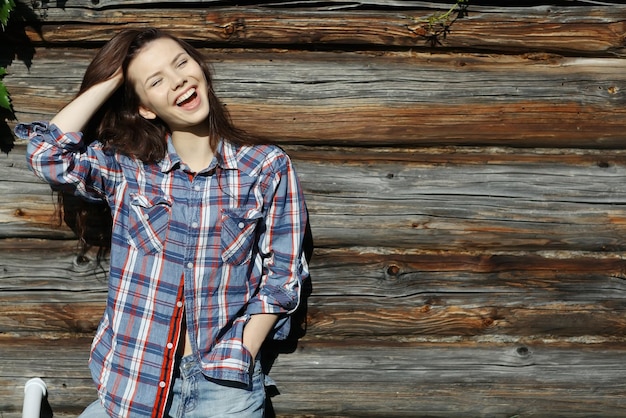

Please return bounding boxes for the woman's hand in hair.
[51,67,125,134]
[109,66,124,89]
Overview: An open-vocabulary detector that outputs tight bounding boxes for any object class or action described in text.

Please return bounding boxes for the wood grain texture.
[2,242,625,340]
[1,336,625,417]
[4,144,626,251]
[9,3,626,55]
[6,50,626,147]
[3,1,626,416]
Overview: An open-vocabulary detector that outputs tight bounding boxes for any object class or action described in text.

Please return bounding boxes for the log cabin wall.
[1,0,626,416]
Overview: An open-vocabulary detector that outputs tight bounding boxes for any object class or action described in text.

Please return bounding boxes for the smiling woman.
[15,27,310,418]
[129,40,208,124]
[127,38,213,171]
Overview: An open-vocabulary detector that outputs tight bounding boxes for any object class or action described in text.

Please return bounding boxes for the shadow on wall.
[263,218,314,418]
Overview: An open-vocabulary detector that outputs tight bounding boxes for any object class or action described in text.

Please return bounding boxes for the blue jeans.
[79,355,266,417]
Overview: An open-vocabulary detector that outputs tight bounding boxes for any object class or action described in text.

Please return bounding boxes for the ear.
[138,105,157,120]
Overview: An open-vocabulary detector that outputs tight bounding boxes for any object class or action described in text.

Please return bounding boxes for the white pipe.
[22,378,47,418]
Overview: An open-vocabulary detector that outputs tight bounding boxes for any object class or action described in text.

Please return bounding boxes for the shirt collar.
[214,139,240,170]
[157,136,240,173]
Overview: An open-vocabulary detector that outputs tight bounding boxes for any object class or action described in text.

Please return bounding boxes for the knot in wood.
[221,19,246,40]
[73,255,94,271]
[74,319,96,334]
[387,264,401,276]
[516,346,531,357]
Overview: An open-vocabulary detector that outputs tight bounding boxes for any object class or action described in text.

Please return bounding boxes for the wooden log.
[8,3,626,56]
[5,49,626,147]
[5,143,626,251]
[0,146,75,239]
[267,342,626,416]
[2,241,625,339]
[1,336,625,417]
[0,336,95,417]
[7,292,624,340]
[2,1,626,416]
[3,292,626,340]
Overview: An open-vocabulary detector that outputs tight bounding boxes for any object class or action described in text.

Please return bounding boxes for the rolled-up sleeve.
[246,152,309,338]
[18,121,115,201]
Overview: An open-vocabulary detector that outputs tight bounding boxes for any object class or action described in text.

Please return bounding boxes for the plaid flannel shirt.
[18,122,309,417]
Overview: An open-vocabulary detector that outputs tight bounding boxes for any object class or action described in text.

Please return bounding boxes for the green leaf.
[0,0,16,28]
[0,81,12,111]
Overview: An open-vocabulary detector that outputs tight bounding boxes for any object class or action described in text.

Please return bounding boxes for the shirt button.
[159,381,166,388]
[167,343,174,349]
[194,185,201,192]
[187,262,193,269]
[238,222,245,229]
[143,214,150,220]
[176,301,183,308]
[191,222,199,228]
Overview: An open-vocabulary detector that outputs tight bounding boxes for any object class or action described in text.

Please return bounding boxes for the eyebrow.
[143,52,188,84]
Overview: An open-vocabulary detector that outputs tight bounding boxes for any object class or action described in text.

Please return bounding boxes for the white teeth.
[176,88,196,105]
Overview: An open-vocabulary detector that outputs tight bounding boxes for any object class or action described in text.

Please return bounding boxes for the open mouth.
[176,88,197,107]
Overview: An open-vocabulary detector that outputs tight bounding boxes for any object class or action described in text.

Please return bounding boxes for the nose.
[171,74,186,90]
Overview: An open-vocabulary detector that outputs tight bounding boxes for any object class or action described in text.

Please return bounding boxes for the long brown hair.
[80,27,261,161]
[65,28,262,253]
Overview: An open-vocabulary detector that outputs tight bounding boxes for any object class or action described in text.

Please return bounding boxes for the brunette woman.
[17,28,309,418]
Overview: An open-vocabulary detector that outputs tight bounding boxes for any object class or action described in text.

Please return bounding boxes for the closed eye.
[149,78,163,87]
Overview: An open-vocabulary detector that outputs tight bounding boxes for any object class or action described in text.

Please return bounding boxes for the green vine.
[0,0,14,28]
[0,0,15,126]
[0,65,9,114]
[408,0,469,47]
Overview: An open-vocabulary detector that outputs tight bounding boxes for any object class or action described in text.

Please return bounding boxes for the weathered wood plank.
[6,49,626,147]
[3,293,626,340]
[9,4,626,56]
[272,385,626,418]
[300,169,626,251]
[268,343,626,417]
[17,0,626,10]
[2,1,625,416]
[15,0,626,8]
[5,144,626,251]
[0,336,95,416]
[1,336,625,417]
[2,242,625,339]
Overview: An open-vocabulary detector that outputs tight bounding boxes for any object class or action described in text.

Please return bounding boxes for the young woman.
[16,28,309,417]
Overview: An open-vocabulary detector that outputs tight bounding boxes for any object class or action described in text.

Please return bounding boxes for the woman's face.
[127,37,210,132]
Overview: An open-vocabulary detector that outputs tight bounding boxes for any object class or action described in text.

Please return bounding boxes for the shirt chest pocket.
[127,192,172,254]
[220,208,264,265]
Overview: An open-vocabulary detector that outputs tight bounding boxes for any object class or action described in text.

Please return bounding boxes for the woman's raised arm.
[51,69,123,134]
